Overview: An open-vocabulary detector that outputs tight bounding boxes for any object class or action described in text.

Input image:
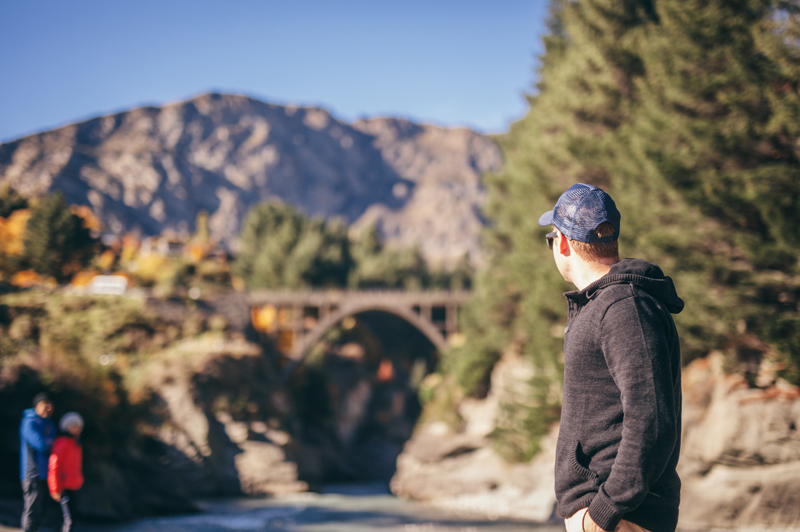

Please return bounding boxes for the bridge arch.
[291,303,448,361]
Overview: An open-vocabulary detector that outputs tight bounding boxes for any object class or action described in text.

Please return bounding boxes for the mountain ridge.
[0,93,502,267]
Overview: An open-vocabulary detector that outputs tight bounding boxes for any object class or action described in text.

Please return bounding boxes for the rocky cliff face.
[392,353,800,529]
[0,93,501,266]
[679,353,800,528]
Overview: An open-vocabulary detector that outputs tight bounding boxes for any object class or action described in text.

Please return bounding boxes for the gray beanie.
[59,412,84,432]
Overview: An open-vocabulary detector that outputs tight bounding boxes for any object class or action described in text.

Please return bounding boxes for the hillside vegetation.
[0,193,468,519]
[0,291,203,517]
[445,0,800,459]
[235,202,472,291]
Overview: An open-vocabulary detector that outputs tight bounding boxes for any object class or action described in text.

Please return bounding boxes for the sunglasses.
[545,231,558,251]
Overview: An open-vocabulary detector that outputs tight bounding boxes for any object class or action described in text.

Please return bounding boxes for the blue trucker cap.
[537,183,620,243]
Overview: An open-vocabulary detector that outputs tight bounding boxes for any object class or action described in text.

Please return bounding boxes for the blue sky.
[0,1,549,143]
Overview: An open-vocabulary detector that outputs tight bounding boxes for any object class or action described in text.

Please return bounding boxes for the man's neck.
[572,258,619,291]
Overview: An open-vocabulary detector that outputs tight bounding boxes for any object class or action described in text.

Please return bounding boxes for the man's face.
[35,400,53,418]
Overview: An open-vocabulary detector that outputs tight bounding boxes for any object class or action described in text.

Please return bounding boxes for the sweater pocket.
[570,440,599,481]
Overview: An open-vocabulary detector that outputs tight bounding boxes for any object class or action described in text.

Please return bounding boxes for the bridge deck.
[247,289,471,307]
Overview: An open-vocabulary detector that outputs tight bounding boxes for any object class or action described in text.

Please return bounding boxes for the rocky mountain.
[0,93,502,267]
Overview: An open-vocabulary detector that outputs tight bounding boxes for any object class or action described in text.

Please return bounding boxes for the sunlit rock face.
[0,93,501,267]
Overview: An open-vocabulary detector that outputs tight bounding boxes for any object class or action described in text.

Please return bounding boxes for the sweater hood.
[23,408,40,421]
[574,258,684,314]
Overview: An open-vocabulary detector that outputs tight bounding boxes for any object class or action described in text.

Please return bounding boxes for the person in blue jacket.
[19,392,56,532]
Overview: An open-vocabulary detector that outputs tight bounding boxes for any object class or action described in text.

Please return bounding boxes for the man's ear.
[558,231,571,256]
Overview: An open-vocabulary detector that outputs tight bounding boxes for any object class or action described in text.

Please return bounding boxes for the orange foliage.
[187,242,207,262]
[252,305,277,332]
[377,359,395,382]
[120,234,140,264]
[276,330,294,353]
[71,205,102,232]
[11,270,40,288]
[0,209,31,256]
[98,250,116,271]
[71,270,99,287]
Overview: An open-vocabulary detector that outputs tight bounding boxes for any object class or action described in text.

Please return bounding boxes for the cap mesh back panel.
[553,187,616,242]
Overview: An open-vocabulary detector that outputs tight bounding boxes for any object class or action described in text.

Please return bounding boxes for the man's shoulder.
[595,281,665,306]
[20,411,38,429]
[591,282,637,308]
[594,283,670,322]
[21,414,55,434]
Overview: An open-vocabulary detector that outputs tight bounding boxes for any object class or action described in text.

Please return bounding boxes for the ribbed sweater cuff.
[588,491,623,532]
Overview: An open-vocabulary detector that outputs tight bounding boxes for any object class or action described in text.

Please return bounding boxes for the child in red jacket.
[48,413,84,532]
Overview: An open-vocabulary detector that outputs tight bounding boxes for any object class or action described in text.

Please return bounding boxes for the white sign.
[87,275,128,295]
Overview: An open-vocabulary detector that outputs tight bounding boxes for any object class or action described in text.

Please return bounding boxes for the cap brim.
[537,210,554,227]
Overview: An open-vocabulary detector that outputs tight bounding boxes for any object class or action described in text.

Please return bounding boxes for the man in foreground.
[538,184,684,532]
[19,393,57,532]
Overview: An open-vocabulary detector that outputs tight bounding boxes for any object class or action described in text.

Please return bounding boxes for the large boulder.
[678,353,800,528]
[391,353,560,523]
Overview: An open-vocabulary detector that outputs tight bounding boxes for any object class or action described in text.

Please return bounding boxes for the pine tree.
[234,202,353,289]
[0,185,28,218]
[347,224,430,289]
[451,0,652,394]
[22,193,96,281]
[627,0,800,375]
[453,0,800,457]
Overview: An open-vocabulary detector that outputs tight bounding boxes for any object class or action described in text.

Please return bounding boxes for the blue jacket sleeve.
[21,417,54,452]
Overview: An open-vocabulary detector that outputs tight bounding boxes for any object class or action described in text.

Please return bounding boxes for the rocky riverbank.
[0,290,433,526]
[391,353,800,530]
[0,290,305,527]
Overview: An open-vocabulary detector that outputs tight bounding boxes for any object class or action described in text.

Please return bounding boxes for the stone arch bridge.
[240,290,471,361]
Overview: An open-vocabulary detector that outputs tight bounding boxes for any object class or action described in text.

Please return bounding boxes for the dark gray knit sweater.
[555,258,684,532]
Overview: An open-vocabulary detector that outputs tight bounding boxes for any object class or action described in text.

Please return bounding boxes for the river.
[67,484,563,532]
